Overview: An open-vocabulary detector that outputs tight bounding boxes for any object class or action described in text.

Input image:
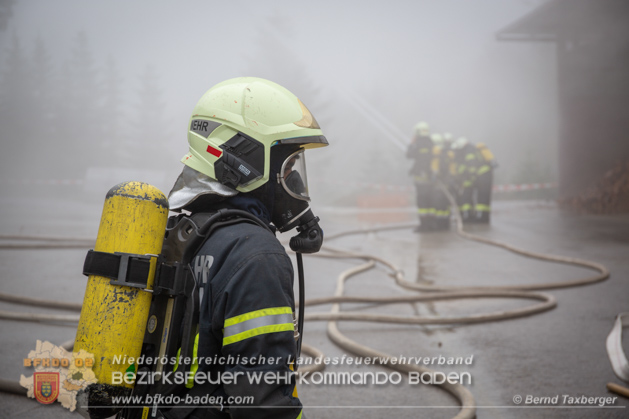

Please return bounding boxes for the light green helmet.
[452,137,469,149]
[430,133,444,144]
[181,77,328,193]
[413,121,430,137]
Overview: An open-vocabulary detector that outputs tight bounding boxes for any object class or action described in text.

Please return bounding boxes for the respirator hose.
[295,252,305,370]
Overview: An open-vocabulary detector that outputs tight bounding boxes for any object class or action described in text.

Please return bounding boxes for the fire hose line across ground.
[0,186,610,419]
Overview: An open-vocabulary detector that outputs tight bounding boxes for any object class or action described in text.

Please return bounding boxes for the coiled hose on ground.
[0,188,610,419]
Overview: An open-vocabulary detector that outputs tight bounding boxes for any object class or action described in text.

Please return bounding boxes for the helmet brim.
[279,135,329,149]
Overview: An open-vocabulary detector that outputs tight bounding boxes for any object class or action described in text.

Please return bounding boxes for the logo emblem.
[34,372,59,404]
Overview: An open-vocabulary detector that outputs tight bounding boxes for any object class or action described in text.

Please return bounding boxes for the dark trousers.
[433,184,451,230]
[456,186,474,222]
[415,181,434,229]
[473,171,493,223]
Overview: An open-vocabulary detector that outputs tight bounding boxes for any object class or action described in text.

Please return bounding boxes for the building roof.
[496,0,629,42]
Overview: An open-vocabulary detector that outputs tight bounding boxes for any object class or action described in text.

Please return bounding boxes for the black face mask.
[265,145,324,253]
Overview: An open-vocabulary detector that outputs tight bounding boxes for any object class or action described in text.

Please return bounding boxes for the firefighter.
[443,132,454,150]
[406,121,435,232]
[430,133,454,230]
[165,77,328,418]
[451,137,478,223]
[473,142,497,223]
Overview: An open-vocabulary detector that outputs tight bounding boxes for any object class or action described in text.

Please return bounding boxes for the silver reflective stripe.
[224,313,294,338]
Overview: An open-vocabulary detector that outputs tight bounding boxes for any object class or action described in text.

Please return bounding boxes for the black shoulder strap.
[163,209,273,266]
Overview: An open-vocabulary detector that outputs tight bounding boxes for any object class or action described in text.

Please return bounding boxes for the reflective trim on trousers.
[475,204,491,212]
[460,204,472,211]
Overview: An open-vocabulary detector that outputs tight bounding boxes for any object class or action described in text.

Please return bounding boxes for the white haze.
[0,0,555,207]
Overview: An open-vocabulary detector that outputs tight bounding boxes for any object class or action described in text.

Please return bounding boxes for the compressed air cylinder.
[74,182,168,419]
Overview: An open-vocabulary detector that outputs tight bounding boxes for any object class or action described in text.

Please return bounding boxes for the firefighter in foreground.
[163,77,327,418]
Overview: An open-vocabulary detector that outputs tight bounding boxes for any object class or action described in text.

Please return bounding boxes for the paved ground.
[0,194,628,418]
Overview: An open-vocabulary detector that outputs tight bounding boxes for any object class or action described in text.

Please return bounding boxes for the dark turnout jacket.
[406,135,434,179]
[191,220,302,419]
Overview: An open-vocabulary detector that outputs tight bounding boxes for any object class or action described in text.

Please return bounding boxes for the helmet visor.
[279,150,310,201]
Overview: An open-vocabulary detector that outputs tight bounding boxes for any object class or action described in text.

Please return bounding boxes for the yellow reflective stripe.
[223,307,294,346]
[465,153,476,161]
[290,363,299,398]
[224,307,292,327]
[460,204,472,211]
[475,204,491,212]
[296,410,303,419]
[186,334,199,388]
[477,165,490,175]
[463,180,472,187]
[418,208,435,215]
[173,333,200,388]
[223,323,294,346]
[174,349,181,371]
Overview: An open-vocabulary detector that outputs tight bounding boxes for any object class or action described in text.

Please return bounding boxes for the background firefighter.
[451,137,479,223]
[406,121,435,232]
[429,133,454,231]
[472,142,497,223]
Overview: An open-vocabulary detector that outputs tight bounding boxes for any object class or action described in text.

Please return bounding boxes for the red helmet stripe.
[206,145,222,158]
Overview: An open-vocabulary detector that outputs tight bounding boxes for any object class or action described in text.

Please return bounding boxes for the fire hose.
[0,186,613,419]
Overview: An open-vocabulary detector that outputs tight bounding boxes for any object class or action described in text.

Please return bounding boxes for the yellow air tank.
[74,181,168,418]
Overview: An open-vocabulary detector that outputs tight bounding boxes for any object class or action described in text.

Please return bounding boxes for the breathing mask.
[270,146,323,254]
